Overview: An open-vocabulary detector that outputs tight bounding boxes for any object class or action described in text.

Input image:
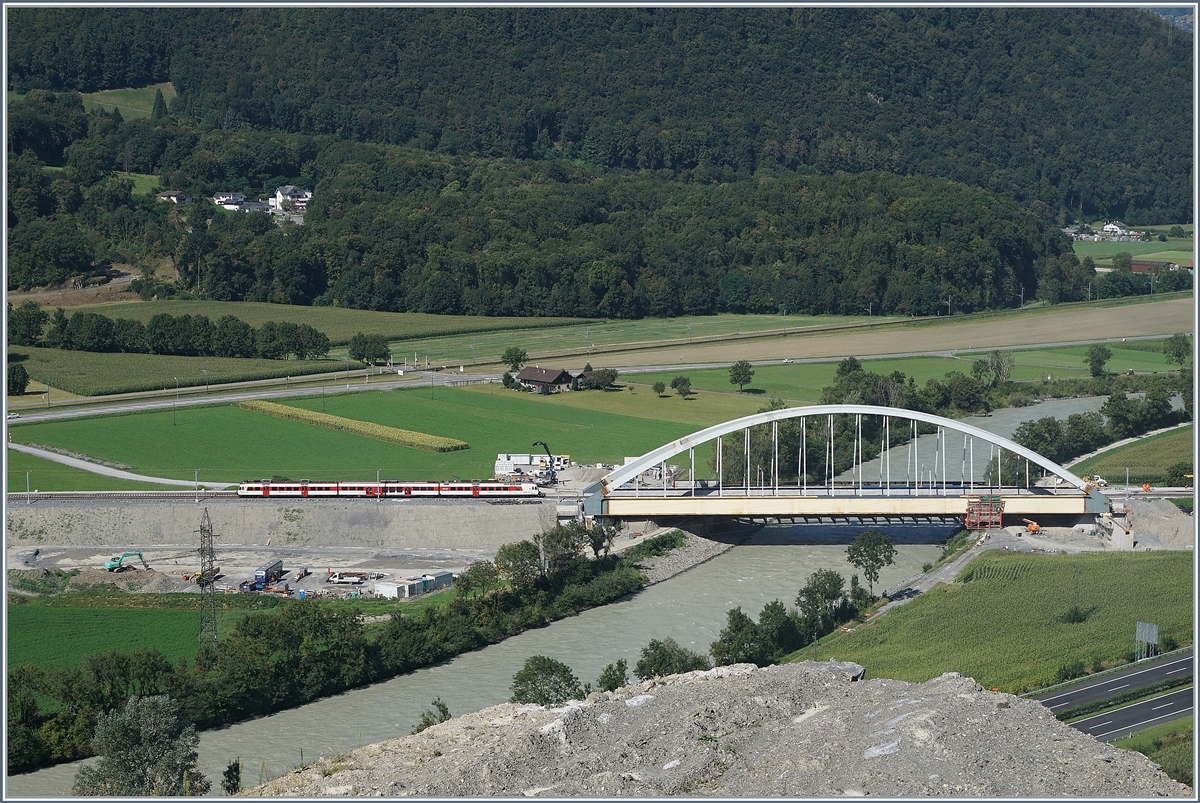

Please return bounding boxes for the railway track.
[6,490,240,502]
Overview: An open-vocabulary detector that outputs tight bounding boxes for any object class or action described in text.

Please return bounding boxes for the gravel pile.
[65,567,185,593]
[1126,499,1195,550]
[633,530,737,585]
[248,662,1190,797]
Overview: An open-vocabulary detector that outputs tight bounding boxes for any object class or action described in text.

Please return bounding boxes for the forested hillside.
[7,6,1192,223]
[9,102,1099,317]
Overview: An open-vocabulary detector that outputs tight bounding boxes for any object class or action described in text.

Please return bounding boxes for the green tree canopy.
[71,695,210,796]
[501,346,529,371]
[670,376,692,398]
[509,655,584,707]
[1163,333,1191,367]
[845,529,896,597]
[596,659,629,692]
[633,637,710,680]
[729,360,755,391]
[1085,344,1113,377]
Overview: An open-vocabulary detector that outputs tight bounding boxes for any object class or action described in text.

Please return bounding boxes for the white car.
[1092,475,1108,487]
[6,412,18,420]
[782,358,794,364]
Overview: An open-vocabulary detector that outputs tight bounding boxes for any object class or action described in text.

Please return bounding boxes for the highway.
[1032,650,1194,712]
[1070,687,1194,742]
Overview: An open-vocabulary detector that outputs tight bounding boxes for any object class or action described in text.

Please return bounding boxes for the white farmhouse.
[270,185,313,212]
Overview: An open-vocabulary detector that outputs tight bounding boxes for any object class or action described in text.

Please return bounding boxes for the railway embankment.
[4,497,557,552]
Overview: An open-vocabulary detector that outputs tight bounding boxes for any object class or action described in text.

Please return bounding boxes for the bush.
[634,637,710,679]
[510,655,584,706]
[1055,660,1086,683]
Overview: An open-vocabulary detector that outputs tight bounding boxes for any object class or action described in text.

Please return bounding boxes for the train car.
[238,480,341,497]
[238,479,542,498]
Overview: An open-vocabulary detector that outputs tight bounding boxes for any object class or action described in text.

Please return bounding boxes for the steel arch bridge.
[581,404,1111,522]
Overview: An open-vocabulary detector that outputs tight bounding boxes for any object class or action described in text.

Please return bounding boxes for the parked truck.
[254,560,284,584]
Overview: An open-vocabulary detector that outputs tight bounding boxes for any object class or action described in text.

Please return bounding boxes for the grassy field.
[6,449,180,492]
[628,340,1178,402]
[6,346,340,398]
[1111,716,1193,787]
[7,592,275,671]
[798,550,1193,694]
[16,300,591,350]
[79,82,176,119]
[1071,425,1193,484]
[1072,239,1194,267]
[7,385,711,482]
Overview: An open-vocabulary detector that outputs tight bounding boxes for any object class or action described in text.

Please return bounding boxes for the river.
[5,396,1112,797]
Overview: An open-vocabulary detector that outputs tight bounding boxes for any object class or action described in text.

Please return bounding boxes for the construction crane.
[104,551,148,571]
[532,440,557,486]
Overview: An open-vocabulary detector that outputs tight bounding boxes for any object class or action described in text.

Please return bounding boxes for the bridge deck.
[601,486,1098,518]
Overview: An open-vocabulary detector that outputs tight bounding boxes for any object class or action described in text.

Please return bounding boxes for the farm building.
[515,366,573,392]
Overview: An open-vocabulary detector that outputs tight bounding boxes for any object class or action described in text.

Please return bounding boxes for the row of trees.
[6,523,652,775]
[9,7,1191,223]
[7,302,331,360]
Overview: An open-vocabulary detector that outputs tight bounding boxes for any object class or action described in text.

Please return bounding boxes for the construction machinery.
[105,551,148,571]
[1021,518,1041,534]
[532,440,557,485]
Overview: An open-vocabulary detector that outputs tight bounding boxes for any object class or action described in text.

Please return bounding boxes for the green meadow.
[7,594,276,671]
[7,385,710,483]
[1072,238,1194,267]
[6,449,180,492]
[29,300,591,348]
[800,550,1193,694]
[1070,425,1193,484]
[79,82,177,119]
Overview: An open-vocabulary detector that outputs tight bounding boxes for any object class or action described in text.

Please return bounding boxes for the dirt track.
[599,298,1194,368]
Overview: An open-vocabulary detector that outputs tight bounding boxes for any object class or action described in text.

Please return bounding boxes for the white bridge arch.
[582,404,1109,519]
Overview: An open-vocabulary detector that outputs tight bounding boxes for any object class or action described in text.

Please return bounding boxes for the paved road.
[1070,687,1195,742]
[1031,650,1194,712]
[6,442,237,488]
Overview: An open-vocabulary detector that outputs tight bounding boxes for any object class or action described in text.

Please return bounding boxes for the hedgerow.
[239,400,468,452]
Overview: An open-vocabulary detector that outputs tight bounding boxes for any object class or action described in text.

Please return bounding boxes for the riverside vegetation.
[4,527,676,774]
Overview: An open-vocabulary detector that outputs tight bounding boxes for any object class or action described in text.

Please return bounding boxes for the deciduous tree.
[509,656,583,706]
[1085,344,1112,377]
[633,637,710,680]
[71,695,210,796]
[1164,333,1191,367]
[501,346,528,371]
[729,359,754,391]
[670,375,692,398]
[596,659,628,692]
[845,529,896,597]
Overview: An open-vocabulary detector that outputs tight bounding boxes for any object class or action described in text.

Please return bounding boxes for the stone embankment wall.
[5,499,556,551]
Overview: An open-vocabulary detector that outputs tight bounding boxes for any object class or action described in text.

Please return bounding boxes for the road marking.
[1107,684,1129,692]
[1092,704,1195,741]
[1070,686,1194,726]
[1152,702,1175,711]
[1033,653,1193,704]
[1091,721,1113,729]
[1166,667,1188,674]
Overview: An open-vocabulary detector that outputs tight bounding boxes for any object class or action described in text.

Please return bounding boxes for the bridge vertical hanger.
[772,421,779,496]
[800,419,807,495]
[689,447,695,497]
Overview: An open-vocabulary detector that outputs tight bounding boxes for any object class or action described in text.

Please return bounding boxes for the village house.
[515,366,574,393]
[271,185,313,212]
[157,191,192,204]
[213,192,246,208]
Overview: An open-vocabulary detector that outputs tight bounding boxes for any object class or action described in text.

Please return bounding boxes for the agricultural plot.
[44,300,590,346]
[6,386,703,482]
[808,550,1193,693]
[240,399,469,452]
[7,596,272,671]
[5,346,337,397]
[6,449,180,492]
[1072,238,1194,265]
[1071,425,1193,484]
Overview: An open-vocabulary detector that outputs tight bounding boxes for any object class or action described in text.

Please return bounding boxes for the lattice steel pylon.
[197,508,219,644]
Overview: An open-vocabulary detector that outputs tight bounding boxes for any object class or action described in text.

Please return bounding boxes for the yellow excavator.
[1021,518,1041,534]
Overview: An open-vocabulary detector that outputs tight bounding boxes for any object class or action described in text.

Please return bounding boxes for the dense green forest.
[7,106,1093,316]
[7,7,1192,223]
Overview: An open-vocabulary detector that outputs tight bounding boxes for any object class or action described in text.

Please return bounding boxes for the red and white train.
[237,479,542,498]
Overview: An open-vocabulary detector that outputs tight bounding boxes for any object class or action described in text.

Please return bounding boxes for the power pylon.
[197,508,219,644]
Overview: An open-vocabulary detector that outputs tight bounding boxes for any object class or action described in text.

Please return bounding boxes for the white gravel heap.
[247,662,1190,797]
[1127,498,1195,550]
